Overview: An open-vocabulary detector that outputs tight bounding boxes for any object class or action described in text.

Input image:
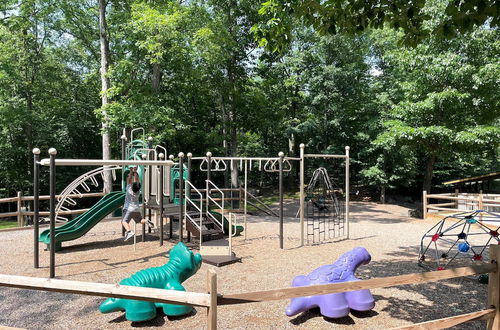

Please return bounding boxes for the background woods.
[0,0,498,201]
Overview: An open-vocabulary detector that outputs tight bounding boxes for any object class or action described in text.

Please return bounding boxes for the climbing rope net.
[305,167,345,244]
[419,210,500,270]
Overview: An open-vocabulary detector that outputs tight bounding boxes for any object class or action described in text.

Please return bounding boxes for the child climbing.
[122,166,154,241]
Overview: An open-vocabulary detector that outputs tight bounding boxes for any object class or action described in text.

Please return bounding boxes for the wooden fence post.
[488,244,500,330]
[17,191,23,227]
[422,190,427,219]
[479,190,484,210]
[207,269,217,330]
[455,188,459,209]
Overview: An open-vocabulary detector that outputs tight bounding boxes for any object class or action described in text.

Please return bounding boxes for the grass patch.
[0,221,17,230]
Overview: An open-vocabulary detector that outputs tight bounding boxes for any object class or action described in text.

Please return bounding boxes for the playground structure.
[1,139,498,328]
[31,128,350,276]
[305,167,346,244]
[419,210,500,271]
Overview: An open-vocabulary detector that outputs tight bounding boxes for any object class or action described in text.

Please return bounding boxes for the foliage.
[253,0,500,51]
[0,0,498,202]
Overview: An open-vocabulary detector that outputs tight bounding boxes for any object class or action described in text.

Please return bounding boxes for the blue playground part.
[458,242,470,253]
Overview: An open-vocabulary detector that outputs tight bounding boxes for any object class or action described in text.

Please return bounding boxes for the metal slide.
[39,191,125,251]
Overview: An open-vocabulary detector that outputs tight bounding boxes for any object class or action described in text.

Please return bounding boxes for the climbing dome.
[419,210,500,270]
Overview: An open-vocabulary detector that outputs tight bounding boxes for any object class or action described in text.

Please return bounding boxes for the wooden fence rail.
[217,263,496,305]
[0,192,105,227]
[1,246,499,329]
[423,190,500,219]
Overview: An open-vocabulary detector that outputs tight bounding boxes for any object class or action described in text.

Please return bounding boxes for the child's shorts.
[122,209,142,223]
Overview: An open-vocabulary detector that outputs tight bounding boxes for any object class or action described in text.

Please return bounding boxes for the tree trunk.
[151,63,161,91]
[423,155,436,194]
[230,126,239,208]
[380,185,386,204]
[99,0,112,193]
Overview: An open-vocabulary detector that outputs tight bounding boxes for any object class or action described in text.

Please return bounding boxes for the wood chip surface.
[0,202,488,329]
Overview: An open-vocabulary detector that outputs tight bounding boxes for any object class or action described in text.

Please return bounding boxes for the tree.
[99,0,112,193]
[371,27,500,193]
[253,0,500,51]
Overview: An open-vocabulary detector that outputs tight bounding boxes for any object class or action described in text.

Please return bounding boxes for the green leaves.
[255,0,499,51]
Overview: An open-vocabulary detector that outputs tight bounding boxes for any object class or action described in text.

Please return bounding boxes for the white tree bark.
[99,0,112,193]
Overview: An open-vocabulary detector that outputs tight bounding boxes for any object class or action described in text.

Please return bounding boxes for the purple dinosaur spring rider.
[286,247,375,319]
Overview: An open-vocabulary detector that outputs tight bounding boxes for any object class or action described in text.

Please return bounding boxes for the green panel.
[209,210,244,236]
[39,191,125,248]
[170,164,188,205]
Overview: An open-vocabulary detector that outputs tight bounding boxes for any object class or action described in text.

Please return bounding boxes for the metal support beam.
[299,144,305,246]
[159,153,164,246]
[279,152,284,249]
[345,146,350,239]
[33,148,40,269]
[179,152,185,242]
[187,153,192,243]
[49,148,57,278]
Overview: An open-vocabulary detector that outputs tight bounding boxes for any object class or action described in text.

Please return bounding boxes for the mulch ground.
[0,201,489,329]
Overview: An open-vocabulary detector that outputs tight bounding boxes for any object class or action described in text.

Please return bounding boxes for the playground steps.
[200,238,229,255]
[185,215,224,242]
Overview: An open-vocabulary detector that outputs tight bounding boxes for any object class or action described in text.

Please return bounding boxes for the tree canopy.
[253,0,500,51]
[0,0,498,201]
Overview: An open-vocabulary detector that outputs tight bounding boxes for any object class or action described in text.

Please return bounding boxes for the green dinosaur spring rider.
[99,242,202,322]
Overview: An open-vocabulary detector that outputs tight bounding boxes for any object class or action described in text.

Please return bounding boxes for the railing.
[2,245,499,329]
[216,245,500,329]
[184,180,203,250]
[0,192,105,227]
[423,190,500,218]
[55,166,120,222]
[206,180,224,231]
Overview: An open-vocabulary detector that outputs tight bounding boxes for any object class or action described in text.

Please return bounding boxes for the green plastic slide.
[39,191,125,251]
[209,210,244,236]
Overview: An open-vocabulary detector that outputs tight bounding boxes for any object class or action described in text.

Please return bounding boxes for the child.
[122,166,154,241]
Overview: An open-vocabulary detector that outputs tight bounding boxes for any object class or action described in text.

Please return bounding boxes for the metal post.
[279,152,284,249]
[159,153,164,246]
[48,148,57,278]
[178,152,185,242]
[121,134,127,237]
[345,146,350,239]
[147,137,153,234]
[299,144,305,246]
[33,148,40,268]
[169,154,174,238]
[187,153,192,243]
[206,152,212,215]
[244,159,248,241]
[142,154,146,243]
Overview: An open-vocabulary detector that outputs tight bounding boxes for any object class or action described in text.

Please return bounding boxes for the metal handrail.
[228,212,238,237]
[206,180,224,230]
[185,181,203,228]
[184,180,204,251]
